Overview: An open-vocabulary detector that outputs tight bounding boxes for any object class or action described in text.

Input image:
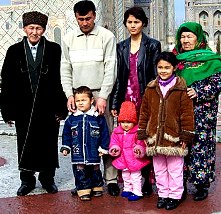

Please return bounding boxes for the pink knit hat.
[118,101,137,124]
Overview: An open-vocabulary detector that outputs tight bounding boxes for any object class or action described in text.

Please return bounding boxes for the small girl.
[109,101,150,201]
[60,86,109,201]
[138,52,195,210]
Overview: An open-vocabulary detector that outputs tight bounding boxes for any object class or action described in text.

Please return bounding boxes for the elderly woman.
[173,22,221,201]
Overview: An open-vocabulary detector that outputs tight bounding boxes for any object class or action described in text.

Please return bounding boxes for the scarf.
[173,22,221,86]
[158,74,176,87]
[176,49,221,86]
[174,22,208,53]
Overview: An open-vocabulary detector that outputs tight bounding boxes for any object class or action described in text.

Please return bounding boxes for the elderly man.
[1,11,68,196]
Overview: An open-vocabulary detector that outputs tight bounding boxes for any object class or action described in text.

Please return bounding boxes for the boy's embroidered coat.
[138,76,194,157]
[61,107,110,164]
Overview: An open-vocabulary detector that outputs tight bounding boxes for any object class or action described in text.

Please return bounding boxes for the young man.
[1,11,68,196]
[60,0,119,196]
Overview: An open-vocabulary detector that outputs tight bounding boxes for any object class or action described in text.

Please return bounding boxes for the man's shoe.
[121,191,132,198]
[194,189,208,201]
[107,183,120,196]
[165,198,180,210]
[128,194,143,201]
[71,188,77,196]
[157,197,167,209]
[17,184,35,196]
[142,181,153,196]
[42,183,58,194]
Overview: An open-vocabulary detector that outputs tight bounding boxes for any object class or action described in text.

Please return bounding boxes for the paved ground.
[1,122,221,214]
[0,122,74,198]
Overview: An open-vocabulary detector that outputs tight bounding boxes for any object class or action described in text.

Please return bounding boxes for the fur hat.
[118,101,137,124]
[22,11,48,28]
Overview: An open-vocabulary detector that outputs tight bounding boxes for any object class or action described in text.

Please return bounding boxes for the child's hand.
[180,141,187,149]
[134,148,141,156]
[110,148,119,156]
[99,152,104,156]
[133,145,146,158]
[109,145,121,156]
[134,148,143,158]
[62,150,68,156]
[111,148,117,154]
[98,147,108,156]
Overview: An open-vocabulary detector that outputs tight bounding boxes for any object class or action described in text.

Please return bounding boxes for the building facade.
[185,0,221,52]
[111,0,175,50]
[0,0,175,69]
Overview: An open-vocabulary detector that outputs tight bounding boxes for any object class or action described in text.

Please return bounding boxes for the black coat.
[110,33,161,112]
[1,37,68,172]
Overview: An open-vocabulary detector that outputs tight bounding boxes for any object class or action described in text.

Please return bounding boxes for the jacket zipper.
[155,98,162,150]
[83,114,86,163]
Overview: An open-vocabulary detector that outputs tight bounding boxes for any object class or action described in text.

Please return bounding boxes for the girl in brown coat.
[138,52,194,210]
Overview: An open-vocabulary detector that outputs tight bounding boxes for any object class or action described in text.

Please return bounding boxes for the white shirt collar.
[27,38,39,49]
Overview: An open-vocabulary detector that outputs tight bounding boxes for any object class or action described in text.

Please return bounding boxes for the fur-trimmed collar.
[73,105,98,117]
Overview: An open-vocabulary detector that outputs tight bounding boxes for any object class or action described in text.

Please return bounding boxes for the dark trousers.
[20,169,56,187]
[141,160,154,182]
[72,164,104,191]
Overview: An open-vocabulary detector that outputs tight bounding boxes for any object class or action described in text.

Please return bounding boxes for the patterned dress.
[187,72,221,185]
[125,51,142,112]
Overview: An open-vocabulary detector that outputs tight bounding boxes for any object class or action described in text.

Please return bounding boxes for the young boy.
[60,86,109,201]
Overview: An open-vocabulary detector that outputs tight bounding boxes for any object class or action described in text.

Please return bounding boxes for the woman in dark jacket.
[110,6,161,195]
[110,6,161,114]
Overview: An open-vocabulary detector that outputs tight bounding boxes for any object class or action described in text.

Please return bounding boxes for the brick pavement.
[0,143,220,214]
[1,95,221,214]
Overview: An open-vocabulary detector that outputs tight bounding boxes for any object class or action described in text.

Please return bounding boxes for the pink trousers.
[153,155,184,199]
[122,169,142,196]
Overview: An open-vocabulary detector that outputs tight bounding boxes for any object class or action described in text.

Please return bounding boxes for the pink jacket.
[109,125,150,172]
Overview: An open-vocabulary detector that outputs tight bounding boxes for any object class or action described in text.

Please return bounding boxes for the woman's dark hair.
[74,0,96,16]
[73,86,93,99]
[155,51,178,68]
[123,6,148,27]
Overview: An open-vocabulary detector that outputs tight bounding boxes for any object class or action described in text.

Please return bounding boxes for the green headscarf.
[173,22,221,86]
[175,22,207,52]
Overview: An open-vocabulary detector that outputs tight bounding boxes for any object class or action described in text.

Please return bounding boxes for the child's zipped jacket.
[61,107,109,164]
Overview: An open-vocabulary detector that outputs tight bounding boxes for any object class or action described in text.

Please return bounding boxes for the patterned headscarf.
[172,22,221,86]
[22,11,48,28]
